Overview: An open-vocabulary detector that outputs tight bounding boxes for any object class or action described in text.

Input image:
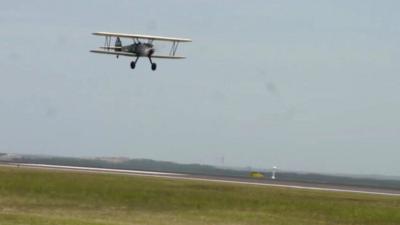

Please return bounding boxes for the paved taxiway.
[2,163,400,197]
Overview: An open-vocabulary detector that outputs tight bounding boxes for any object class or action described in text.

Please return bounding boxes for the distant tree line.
[11,156,400,190]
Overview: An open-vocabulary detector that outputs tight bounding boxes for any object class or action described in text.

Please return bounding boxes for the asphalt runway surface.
[2,163,400,197]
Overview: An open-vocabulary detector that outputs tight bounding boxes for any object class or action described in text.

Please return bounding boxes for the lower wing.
[90,50,186,59]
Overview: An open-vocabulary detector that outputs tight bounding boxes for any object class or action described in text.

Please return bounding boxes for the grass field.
[0,166,399,225]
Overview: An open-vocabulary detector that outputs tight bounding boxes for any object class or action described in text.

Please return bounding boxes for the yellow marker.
[249,171,265,178]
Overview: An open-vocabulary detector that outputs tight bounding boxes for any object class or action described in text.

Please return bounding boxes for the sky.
[0,0,399,176]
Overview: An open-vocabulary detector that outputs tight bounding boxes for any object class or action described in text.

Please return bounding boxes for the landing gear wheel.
[130,61,136,69]
[151,63,157,71]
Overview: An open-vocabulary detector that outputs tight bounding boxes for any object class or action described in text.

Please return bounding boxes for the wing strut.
[104,36,113,49]
[169,41,180,56]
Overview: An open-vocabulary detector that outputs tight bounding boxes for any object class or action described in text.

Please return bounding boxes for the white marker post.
[271,166,277,180]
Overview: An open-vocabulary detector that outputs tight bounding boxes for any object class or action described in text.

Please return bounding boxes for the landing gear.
[130,57,139,70]
[148,57,157,71]
[129,57,157,71]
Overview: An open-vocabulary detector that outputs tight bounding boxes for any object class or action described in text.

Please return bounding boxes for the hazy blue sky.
[1,0,399,176]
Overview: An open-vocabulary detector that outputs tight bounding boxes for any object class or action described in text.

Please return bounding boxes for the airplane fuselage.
[114,42,157,70]
[118,43,155,57]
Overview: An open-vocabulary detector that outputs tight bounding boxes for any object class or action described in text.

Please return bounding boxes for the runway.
[2,163,400,197]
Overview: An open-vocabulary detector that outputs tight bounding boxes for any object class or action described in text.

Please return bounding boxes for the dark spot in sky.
[57,35,68,45]
[45,107,58,118]
[264,81,280,96]
[8,52,21,62]
[211,90,226,103]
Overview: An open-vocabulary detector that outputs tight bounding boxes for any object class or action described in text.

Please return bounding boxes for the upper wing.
[90,50,186,59]
[93,32,192,43]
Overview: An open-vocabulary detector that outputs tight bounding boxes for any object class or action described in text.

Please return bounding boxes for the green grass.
[0,166,399,225]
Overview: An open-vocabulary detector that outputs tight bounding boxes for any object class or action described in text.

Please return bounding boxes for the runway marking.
[6,163,400,197]
[17,163,185,176]
[177,177,400,197]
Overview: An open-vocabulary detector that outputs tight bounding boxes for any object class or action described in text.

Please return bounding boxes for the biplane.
[90,32,191,71]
